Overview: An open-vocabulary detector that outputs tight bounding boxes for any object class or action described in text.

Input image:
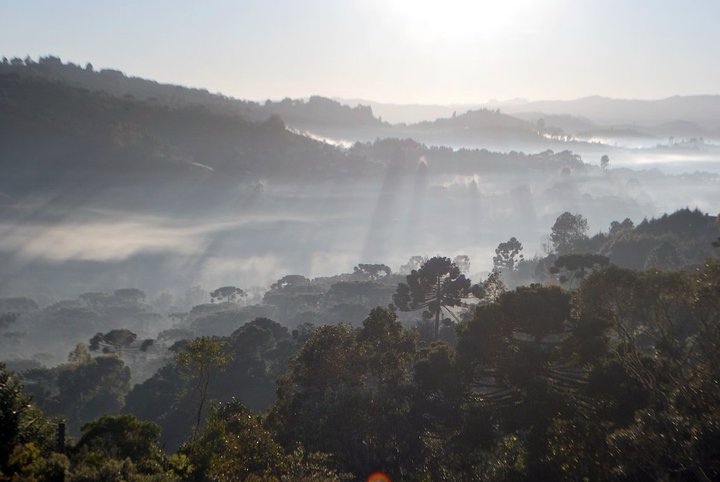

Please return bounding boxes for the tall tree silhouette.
[493,237,524,271]
[176,337,230,443]
[393,256,470,338]
[550,212,589,254]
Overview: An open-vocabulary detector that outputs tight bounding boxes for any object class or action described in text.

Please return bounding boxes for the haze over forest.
[1,2,720,480]
[1,56,719,300]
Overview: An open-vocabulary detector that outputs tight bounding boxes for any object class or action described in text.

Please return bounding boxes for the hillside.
[402,108,542,145]
[0,56,260,116]
[0,73,378,207]
[0,62,597,207]
[0,57,552,147]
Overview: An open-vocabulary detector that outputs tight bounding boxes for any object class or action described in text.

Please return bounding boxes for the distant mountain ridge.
[493,95,720,129]
[337,98,482,124]
[341,95,720,131]
[2,56,547,146]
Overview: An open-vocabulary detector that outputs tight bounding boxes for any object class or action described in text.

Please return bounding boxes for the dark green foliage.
[20,355,132,436]
[2,223,720,479]
[515,209,720,283]
[187,399,285,480]
[69,414,184,480]
[124,364,182,420]
[176,337,231,442]
[125,317,300,450]
[7,443,69,481]
[636,207,711,236]
[76,414,161,461]
[2,258,720,480]
[0,364,60,480]
[413,341,464,431]
[605,209,719,270]
[60,356,132,431]
[0,364,56,470]
[549,253,610,286]
[12,56,720,480]
[501,284,571,342]
[269,308,421,478]
[138,252,720,478]
[188,398,348,481]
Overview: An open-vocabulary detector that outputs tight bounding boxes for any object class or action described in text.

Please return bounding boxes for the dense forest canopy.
[2,204,719,480]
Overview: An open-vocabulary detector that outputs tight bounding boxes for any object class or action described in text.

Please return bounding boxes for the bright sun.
[380,0,540,44]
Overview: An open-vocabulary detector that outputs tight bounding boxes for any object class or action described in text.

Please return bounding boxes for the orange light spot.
[367,472,391,482]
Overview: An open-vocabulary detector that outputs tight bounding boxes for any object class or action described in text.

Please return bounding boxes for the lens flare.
[367,472,391,482]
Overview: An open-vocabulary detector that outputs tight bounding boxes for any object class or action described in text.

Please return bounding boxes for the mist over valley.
[2,58,718,301]
[1,14,720,476]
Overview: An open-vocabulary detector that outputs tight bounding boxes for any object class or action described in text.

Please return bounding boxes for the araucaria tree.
[493,237,524,271]
[210,286,246,303]
[393,256,471,338]
[353,263,392,280]
[89,329,137,357]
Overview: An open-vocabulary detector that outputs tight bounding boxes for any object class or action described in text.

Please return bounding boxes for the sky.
[2,0,720,104]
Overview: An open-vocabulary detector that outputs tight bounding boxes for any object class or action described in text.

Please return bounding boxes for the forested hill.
[0,56,384,128]
[0,56,260,117]
[0,73,376,201]
[0,65,591,213]
[0,56,549,146]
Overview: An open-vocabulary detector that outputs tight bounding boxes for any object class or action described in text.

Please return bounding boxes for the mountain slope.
[0,73,379,212]
[0,57,546,147]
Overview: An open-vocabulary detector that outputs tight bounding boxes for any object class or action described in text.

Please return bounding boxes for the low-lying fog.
[2,146,718,304]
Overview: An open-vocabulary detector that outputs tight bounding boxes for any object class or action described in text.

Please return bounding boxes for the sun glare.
[380,0,540,44]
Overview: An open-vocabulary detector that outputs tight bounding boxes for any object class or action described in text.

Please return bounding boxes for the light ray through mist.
[404,158,429,248]
[360,159,405,263]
